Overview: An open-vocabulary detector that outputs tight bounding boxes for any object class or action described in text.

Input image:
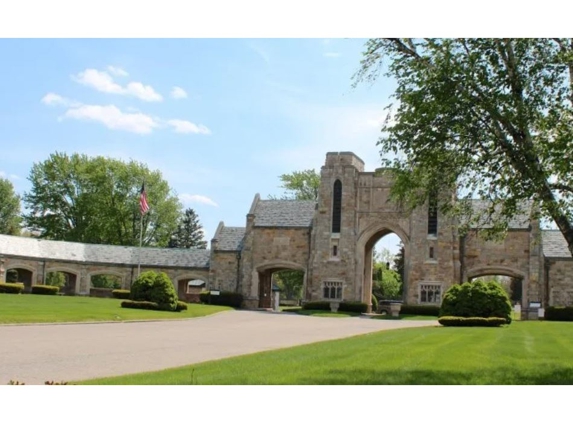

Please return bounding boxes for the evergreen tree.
[168,208,207,249]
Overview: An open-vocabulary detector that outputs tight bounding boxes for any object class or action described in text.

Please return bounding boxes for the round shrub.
[440,280,512,323]
[130,271,178,311]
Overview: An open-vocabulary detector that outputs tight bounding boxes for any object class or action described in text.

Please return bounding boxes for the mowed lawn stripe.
[0,294,232,324]
[80,321,573,385]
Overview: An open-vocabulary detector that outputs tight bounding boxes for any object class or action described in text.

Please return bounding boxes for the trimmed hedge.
[545,306,573,321]
[130,271,178,311]
[302,301,368,313]
[176,301,188,312]
[438,316,509,327]
[400,305,441,316]
[112,289,131,299]
[339,301,368,313]
[199,291,243,308]
[302,301,331,311]
[0,282,24,294]
[31,285,59,295]
[121,300,159,311]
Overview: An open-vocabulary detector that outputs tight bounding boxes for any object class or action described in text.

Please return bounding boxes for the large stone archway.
[255,260,306,309]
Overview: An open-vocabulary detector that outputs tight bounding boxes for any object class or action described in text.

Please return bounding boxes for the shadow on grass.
[297,367,573,385]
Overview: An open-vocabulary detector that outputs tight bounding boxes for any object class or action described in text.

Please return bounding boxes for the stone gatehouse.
[2,152,572,310]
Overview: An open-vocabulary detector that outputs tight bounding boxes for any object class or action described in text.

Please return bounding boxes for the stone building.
[2,151,573,312]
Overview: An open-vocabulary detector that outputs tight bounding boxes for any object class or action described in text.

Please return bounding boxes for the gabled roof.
[542,230,571,258]
[0,235,210,268]
[253,200,316,228]
[214,226,245,251]
[465,200,532,229]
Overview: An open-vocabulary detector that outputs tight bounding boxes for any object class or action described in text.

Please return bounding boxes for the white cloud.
[323,52,341,58]
[0,171,19,180]
[72,68,163,102]
[41,93,80,107]
[126,82,163,102]
[170,86,188,99]
[167,119,211,135]
[62,105,159,134]
[179,193,218,207]
[107,66,128,77]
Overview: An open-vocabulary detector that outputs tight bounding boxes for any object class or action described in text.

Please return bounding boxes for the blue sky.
[0,38,403,252]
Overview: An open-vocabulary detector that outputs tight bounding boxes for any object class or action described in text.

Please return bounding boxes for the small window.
[323,281,343,300]
[429,247,434,259]
[333,245,338,257]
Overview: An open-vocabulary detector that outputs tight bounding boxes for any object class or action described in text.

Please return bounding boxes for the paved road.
[0,311,438,384]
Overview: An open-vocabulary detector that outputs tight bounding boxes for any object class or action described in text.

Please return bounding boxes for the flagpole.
[138,215,143,278]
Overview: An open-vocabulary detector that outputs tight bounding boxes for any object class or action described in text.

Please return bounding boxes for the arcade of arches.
[2,152,573,316]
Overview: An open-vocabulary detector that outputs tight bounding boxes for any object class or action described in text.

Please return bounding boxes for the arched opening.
[90,274,122,290]
[176,278,206,302]
[45,270,77,295]
[256,261,305,309]
[469,273,523,307]
[6,268,34,291]
[358,225,409,313]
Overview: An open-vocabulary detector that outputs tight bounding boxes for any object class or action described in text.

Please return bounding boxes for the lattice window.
[323,281,343,300]
[420,283,442,304]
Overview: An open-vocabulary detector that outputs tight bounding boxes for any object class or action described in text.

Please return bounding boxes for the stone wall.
[546,259,573,306]
[209,251,240,292]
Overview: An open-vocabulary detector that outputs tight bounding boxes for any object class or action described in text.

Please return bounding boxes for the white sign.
[210,290,220,296]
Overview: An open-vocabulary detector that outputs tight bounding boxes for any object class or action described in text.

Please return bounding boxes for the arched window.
[428,190,438,236]
[332,180,342,233]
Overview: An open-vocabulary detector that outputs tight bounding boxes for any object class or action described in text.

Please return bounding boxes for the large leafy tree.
[271,169,320,200]
[23,152,181,247]
[168,208,207,249]
[0,177,22,235]
[354,38,573,256]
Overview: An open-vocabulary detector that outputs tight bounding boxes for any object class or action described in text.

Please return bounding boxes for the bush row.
[302,301,368,313]
[544,306,573,321]
[400,305,441,316]
[438,316,509,327]
[440,281,512,322]
[31,285,59,295]
[112,289,131,299]
[199,291,243,308]
[0,282,24,294]
[121,300,188,312]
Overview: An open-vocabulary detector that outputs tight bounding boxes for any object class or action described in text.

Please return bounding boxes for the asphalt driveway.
[0,310,438,384]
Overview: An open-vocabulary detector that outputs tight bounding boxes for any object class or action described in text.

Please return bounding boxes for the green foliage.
[130,271,178,311]
[199,291,243,308]
[121,300,160,311]
[31,285,59,295]
[168,208,207,249]
[354,38,573,255]
[372,262,402,300]
[45,271,67,288]
[440,281,512,323]
[23,152,181,247]
[271,169,320,200]
[0,282,24,294]
[0,177,21,235]
[302,301,331,311]
[91,274,122,289]
[274,270,304,300]
[371,294,378,311]
[438,316,509,327]
[176,301,188,311]
[393,244,405,284]
[545,306,573,321]
[400,305,441,316]
[112,289,131,299]
[339,302,368,313]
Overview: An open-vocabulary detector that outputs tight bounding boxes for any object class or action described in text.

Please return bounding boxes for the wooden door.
[258,271,272,308]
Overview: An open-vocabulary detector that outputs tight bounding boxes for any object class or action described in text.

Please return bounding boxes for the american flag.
[140,182,150,215]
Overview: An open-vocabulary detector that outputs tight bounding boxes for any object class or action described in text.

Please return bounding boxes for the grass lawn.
[80,321,573,385]
[372,314,437,321]
[0,294,232,324]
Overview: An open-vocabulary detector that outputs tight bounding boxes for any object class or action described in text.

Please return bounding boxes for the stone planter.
[330,301,340,312]
[379,300,402,317]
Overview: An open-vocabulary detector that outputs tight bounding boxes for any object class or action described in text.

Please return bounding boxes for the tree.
[271,169,320,200]
[168,208,207,249]
[393,243,405,284]
[354,38,573,256]
[45,272,67,288]
[0,177,22,235]
[23,152,181,247]
[91,274,122,289]
[273,270,304,301]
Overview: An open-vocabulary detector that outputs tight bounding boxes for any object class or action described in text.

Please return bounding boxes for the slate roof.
[253,200,316,227]
[542,231,571,258]
[214,226,245,251]
[0,234,210,268]
[464,200,532,229]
